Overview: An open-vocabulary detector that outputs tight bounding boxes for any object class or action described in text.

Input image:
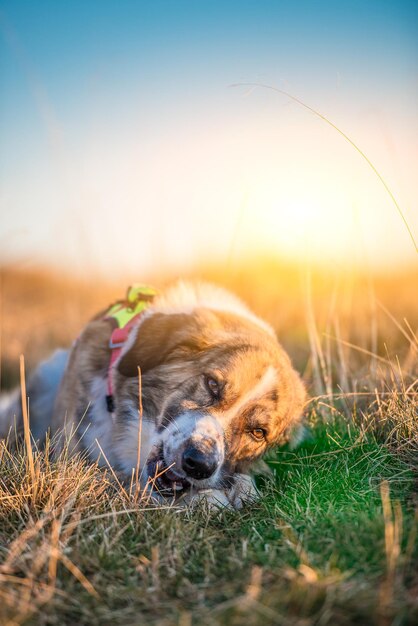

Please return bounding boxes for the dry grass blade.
[135,365,143,493]
[47,518,60,588]
[1,517,49,574]
[19,355,35,489]
[57,552,100,599]
[62,505,179,532]
[379,481,403,619]
[94,439,129,501]
[323,333,394,366]
[305,269,330,396]
[377,300,418,352]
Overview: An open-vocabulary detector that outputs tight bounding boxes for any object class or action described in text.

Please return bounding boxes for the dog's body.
[0,282,305,508]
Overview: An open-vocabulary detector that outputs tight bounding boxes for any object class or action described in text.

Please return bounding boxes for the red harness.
[102,284,157,412]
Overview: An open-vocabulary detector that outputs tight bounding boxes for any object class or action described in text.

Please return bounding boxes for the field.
[0,260,417,625]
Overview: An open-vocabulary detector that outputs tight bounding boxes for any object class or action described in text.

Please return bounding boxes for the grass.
[0,262,417,625]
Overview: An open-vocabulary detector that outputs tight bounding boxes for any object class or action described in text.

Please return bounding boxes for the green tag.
[127,283,158,304]
[106,284,158,328]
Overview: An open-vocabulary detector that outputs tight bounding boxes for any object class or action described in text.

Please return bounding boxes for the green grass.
[0,413,416,626]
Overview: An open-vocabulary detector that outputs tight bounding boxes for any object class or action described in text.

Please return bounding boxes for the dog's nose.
[182,446,218,480]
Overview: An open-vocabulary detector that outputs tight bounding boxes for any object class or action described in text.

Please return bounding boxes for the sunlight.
[235,176,360,267]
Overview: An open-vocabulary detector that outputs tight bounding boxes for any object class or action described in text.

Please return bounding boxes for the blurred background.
[0,0,417,387]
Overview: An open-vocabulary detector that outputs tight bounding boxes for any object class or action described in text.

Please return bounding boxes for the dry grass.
[0,260,417,625]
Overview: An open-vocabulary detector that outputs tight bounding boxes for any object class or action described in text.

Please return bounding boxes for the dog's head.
[113,284,305,493]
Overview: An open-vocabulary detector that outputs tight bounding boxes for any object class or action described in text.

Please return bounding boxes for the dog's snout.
[182,446,218,480]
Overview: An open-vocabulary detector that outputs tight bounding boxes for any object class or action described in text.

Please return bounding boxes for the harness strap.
[103,284,157,412]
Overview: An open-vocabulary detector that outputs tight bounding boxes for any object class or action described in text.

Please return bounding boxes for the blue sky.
[0,0,417,276]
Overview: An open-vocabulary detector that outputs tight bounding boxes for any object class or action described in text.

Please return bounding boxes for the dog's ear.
[117,312,203,377]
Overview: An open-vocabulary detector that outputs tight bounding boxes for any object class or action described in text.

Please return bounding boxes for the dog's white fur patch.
[152,281,275,336]
[77,376,116,466]
[113,419,159,481]
[220,365,277,424]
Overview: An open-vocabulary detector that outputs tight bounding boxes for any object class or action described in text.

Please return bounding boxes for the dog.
[0,281,306,509]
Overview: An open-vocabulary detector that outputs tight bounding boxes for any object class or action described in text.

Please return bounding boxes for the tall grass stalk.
[19,355,35,489]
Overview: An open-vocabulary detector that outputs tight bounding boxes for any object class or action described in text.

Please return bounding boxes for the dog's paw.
[225,473,259,510]
[177,488,232,510]
[177,474,259,511]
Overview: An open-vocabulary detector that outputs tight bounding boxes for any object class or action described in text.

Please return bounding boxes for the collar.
[104,284,158,412]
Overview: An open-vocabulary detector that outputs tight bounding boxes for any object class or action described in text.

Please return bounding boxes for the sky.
[0,0,417,278]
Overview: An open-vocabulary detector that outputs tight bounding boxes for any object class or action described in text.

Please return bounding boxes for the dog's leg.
[0,349,69,444]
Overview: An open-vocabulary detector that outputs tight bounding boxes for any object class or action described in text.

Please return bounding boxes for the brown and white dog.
[0,282,306,508]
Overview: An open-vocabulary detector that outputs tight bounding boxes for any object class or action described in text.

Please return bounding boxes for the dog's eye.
[251,428,266,441]
[205,376,221,399]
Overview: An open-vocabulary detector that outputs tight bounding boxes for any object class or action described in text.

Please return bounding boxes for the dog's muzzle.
[149,412,225,494]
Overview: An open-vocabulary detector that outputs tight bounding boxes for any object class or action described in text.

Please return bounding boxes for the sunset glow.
[0,1,416,277]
